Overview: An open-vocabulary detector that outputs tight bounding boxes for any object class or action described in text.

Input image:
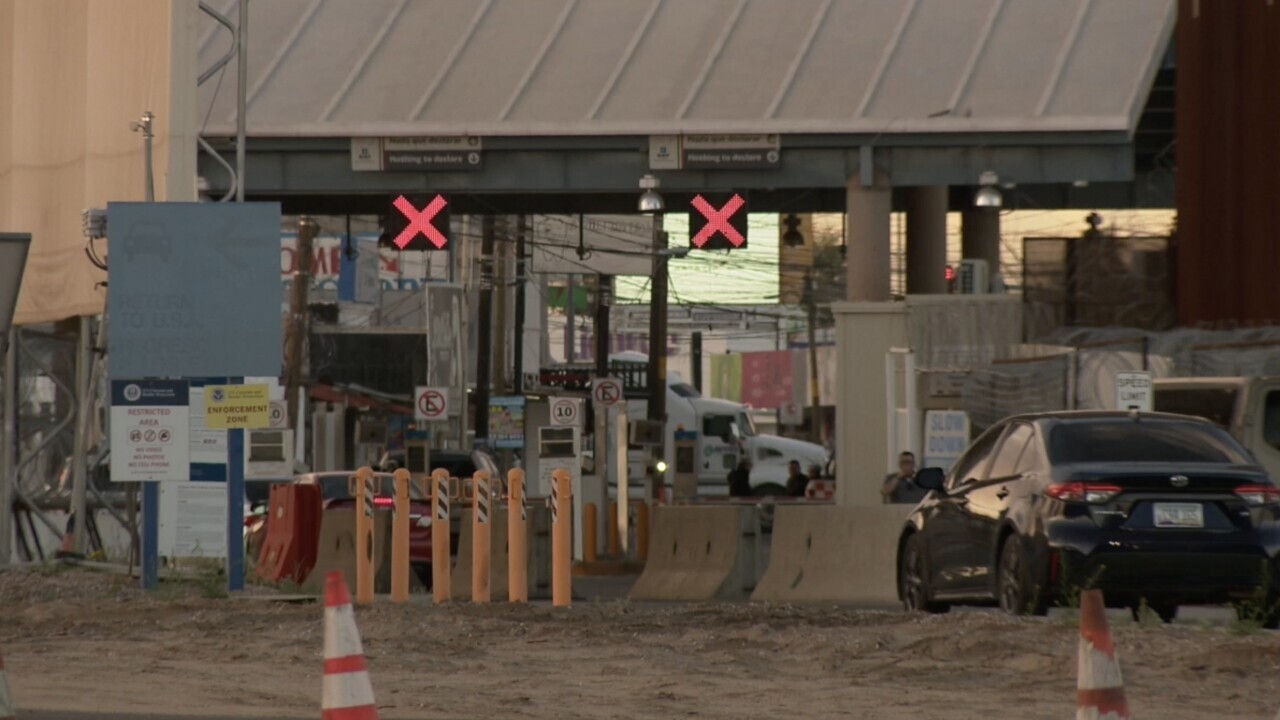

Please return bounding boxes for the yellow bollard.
[607,500,619,558]
[507,469,528,603]
[430,469,451,604]
[583,502,598,563]
[636,501,650,563]
[471,471,492,603]
[551,468,573,608]
[348,467,377,605]
[391,469,411,603]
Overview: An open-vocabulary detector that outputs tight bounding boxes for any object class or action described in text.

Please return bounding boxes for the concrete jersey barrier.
[629,505,761,602]
[751,505,913,606]
[302,508,393,594]
[451,505,552,601]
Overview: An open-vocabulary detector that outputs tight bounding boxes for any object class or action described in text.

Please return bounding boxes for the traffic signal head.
[690,192,748,250]
[382,193,451,250]
[781,213,804,247]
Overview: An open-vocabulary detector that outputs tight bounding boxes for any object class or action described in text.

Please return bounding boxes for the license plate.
[1153,502,1204,528]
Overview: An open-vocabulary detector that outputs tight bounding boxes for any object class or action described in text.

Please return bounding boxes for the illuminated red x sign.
[382,194,451,250]
[690,192,748,250]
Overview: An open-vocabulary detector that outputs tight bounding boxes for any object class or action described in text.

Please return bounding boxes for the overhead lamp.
[974,171,1002,208]
[638,174,664,214]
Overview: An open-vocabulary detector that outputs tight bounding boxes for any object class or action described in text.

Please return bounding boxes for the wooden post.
[606,500,619,558]
[391,469,411,602]
[507,469,528,603]
[349,467,377,605]
[471,471,492,603]
[551,469,573,608]
[430,469,451,604]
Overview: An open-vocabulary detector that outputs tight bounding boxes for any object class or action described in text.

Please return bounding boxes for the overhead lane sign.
[351,137,482,171]
[203,384,271,429]
[383,194,451,250]
[690,192,748,250]
[649,134,781,171]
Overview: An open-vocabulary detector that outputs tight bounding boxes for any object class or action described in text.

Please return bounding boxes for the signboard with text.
[202,385,271,429]
[351,136,483,171]
[110,380,191,482]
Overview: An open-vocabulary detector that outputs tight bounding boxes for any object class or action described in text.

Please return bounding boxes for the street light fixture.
[974,170,1002,208]
[638,174,665,214]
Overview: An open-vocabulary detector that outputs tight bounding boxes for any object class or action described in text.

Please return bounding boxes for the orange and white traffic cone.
[1077,589,1130,720]
[0,644,15,720]
[322,571,378,720]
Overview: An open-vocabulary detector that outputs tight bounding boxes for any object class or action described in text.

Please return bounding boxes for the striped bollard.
[550,468,572,608]
[390,469,411,603]
[508,469,528,603]
[430,469,451,604]
[471,471,492,603]
[348,467,377,606]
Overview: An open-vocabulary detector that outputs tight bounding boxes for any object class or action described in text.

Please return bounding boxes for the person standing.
[785,460,809,497]
[882,450,928,504]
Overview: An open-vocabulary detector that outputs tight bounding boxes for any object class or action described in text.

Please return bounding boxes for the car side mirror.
[915,467,945,492]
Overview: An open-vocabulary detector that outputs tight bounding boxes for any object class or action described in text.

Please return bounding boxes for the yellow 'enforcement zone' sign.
[204,384,271,429]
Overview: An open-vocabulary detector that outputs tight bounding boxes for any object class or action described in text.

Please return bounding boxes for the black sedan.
[897,411,1280,626]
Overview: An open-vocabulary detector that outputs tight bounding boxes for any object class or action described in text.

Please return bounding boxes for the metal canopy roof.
[197,0,1174,138]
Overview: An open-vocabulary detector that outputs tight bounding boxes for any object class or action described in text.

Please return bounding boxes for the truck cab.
[625,372,829,496]
[1152,376,1280,480]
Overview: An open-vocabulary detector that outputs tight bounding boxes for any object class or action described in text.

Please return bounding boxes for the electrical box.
[628,419,664,447]
[538,425,584,560]
[245,428,293,480]
[957,259,990,294]
[353,418,387,469]
[404,439,430,476]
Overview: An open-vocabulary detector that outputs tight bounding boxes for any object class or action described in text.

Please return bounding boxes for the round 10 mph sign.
[550,397,580,427]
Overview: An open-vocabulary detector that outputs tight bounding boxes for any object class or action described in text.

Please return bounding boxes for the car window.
[988,424,1034,479]
[1046,419,1252,464]
[947,426,1004,490]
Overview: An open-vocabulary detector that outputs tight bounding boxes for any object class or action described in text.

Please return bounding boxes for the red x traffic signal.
[689,192,748,250]
[382,193,451,250]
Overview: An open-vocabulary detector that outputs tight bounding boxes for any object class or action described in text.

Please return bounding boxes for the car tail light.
[1233,484,1280,506]
[373,497,395,508]
[1045,482,1122,504]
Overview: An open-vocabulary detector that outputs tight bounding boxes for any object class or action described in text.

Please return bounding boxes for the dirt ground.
[1,568,1278,719]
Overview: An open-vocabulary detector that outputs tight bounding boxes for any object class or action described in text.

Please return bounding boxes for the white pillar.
[834,303,908,506]
[905,186,948,294]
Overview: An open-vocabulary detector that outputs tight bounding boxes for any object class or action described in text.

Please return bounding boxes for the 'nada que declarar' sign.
[203,384,271,429]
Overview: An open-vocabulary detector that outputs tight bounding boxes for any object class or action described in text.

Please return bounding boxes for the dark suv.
[897,411,1280,626]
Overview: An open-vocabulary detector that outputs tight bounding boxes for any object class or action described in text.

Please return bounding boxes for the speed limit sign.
[550,397,580,427]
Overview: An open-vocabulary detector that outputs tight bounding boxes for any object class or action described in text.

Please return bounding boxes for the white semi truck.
[1152,376,1280,480]
[618,359,830,495]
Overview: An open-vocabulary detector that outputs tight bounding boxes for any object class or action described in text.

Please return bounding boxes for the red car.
[250,471,438,587]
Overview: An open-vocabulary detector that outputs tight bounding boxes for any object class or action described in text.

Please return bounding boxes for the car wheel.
[412,563,433,590]
[998,538,1047,617]
[900,534,948,614]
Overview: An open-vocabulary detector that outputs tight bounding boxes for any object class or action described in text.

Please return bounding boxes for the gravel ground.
[1,567,1278,719]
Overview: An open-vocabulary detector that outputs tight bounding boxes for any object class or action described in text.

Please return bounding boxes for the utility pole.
[0,327,14,565]
[284,216,316,415]
[691,331,703,394]
[593,274,612,513]
[513,216,527,394]
[646,214,668,502]
[805,270,822,445]
[494,217,509,393]
[475,216,495,442]
[565,273,577,362]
